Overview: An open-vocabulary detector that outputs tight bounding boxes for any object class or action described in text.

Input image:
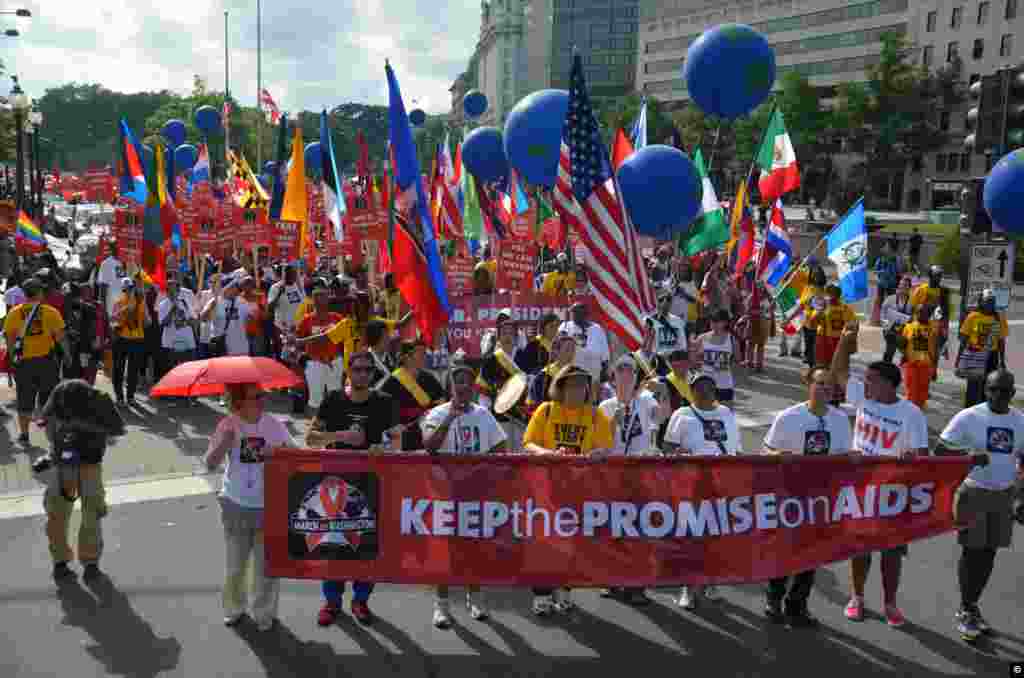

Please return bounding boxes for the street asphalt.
[0,493,1022,678]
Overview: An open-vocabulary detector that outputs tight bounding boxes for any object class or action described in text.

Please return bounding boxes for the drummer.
[644,290,688,377]
[477,308,528,449]
[654,347,695,448]
[378,339,447,451]
[528,331,577,414]
[517,312,560,375]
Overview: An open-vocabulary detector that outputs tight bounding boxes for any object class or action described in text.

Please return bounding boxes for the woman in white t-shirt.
[202,278,252,356]
[204,382,295,632]
[599,354,670,457]
[664,371,742,610]
[420,355,508,629]
[762,366,853,628]
[693,308,737,406]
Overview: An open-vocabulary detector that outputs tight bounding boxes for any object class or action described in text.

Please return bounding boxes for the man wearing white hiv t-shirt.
[843,359,929,629]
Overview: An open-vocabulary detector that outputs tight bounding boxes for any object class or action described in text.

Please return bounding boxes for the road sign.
[967,240,1015,310]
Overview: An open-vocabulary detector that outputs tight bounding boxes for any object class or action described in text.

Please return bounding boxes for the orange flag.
[610,128,635,170]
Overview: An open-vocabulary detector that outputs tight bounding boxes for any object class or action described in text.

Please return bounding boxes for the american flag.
[560,53,654,350]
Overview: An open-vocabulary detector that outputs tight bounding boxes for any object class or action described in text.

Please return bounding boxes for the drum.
[495,372,529,415]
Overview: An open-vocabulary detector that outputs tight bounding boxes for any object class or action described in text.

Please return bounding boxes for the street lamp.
[9,75,29,212]
[29,105,42,216]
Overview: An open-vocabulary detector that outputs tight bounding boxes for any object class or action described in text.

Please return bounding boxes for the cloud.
[3,0,480,114]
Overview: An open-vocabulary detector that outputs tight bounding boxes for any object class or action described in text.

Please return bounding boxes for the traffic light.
[1005,66,1024,152]
[959,177,991,235]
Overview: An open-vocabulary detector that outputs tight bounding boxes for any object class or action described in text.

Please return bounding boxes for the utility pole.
[256,0,262,169]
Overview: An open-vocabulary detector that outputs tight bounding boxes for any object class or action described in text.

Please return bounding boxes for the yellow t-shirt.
[799,285,827,326]
[815,303,857,338]
[3,303,64,360]
[292,297,314,328]
[113,294,147,340]
[326,315,398,371]
[523,401,614,456]
[383,289,402,321]
[901,320,936,364]
[541,271,576,296]
[960,312,1007,351]
[910,284,940,311]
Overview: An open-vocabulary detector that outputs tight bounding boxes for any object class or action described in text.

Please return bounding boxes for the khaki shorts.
[953,482,1015,550]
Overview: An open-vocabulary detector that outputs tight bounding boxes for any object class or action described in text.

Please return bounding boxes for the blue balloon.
[263,161,277,174]
[461,127,508,184]
[409,108,427,127]
[504,89,569,188]
[304,142,323,173]
[616,145,703,238]
[463,90,488,118]
[259,172,273,190]
[684,24,775,120]
[161,119,186,147]
[194,104,222,134]
[173,144,197,172]
[983,149,1024,237]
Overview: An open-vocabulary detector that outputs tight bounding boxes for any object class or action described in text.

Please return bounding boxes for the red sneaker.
[351,600,374,626]
[317,603,339,627]
[884,604,906,628]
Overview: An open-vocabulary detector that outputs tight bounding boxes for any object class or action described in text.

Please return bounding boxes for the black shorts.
[14,355,60,414]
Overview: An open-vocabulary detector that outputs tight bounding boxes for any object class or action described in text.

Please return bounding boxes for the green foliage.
[933,229,961,272]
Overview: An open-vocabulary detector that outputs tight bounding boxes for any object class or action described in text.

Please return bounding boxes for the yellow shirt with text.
[326,315,398,371]
[901,320,937,364]
[814,303,857,338]
[960,312,1008,351]
[3,303,64,359]
[523,402,614,456]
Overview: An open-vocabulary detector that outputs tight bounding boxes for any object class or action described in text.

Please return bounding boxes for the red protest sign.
[496,238,537,294]
[192,214,224,258]
[265,453,972,586]
[272,221,301,260]
[445,253,475,296]
[347,207,387,242]
[112,207,143,265]
[84,169,114,204]
[235,206,271,246]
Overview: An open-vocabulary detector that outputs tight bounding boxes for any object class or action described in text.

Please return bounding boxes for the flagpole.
[738,98,777,196]
[771,196,864,296]
[256,0,262,169]
[224,10,230,162]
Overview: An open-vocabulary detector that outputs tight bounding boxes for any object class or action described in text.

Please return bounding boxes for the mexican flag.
[756,109,800,203]
[775,268,808,332]
[684,147,729,256]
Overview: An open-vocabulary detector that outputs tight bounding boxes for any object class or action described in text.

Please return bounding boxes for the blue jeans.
[322,581,374,606]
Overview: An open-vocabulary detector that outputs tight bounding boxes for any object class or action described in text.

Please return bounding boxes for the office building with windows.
[637,0,910,103]
[904,0,1022,209]
[550,0,640,97]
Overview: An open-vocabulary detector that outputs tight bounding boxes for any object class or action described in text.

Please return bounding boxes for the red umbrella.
[150,356,303,397]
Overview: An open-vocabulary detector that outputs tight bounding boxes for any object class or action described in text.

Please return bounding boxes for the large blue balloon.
[162,119,186,147]
[194,105,222,134]
[461,127,508,184]
[684,24,775,120]
[409,109,426,127]
[616,145,702,239]
[463,90,487,118]
[504,89,568,188]
[173,144,197,172]
[983,149,1024,237]
[304,142,322,173]
[263,161,277,174]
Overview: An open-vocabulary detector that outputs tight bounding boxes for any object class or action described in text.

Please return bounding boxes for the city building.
[549,0,640,97]
[903,0,1023,209]
[637,0,910,104]
[474,0,530,127]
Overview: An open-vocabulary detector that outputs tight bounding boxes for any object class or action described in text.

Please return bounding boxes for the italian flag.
[756,109,800,203]
[684,147,729,256]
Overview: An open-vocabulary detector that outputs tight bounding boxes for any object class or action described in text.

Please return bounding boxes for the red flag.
[610,128,635,170]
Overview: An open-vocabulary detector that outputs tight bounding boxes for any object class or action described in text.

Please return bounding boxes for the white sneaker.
[554,589,575,613]
[532,595,555,617]
[432,601,453,629]
[702,585,720,601]
[677,586,696,610]
[466,592,489,620]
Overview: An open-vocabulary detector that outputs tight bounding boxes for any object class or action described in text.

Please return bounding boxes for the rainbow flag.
[14,211,46,253]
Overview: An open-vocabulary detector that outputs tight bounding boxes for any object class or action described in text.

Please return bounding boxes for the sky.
[2,0,480,114]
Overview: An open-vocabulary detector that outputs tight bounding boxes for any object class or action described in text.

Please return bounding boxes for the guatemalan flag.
[320,109,346,243]
[118,119,148,204]
[826,198,868,302]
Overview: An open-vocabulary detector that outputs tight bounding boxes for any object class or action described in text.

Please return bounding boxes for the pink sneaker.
[844,597,864,621]
[884,604,906,628]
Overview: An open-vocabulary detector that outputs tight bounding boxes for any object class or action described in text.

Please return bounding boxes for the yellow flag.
[155,144,169,206]
[281,125,310,261]
[726,178,747,257]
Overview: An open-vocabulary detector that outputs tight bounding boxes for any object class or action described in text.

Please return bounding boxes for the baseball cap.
[688,372,716,388]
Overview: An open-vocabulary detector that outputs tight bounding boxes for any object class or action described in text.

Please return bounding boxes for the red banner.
[272,221,301,260]
[265,453,972,586]
[112,207,143,265]
[445,292,590,357]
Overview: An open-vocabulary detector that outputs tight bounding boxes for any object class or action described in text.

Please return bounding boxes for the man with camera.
[3,277,71,445]
[33,379,124,580]
[157,274,197,380]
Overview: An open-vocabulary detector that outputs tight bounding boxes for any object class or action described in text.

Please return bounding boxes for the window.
[923,44,934,66]
[947,41,959,62]
[978,1,990,23]
[951,5,962,27]
[940,111,951,131]
[1001,34,1013,57]
[973,38,984,59]
[961,153,971,172]
[1007,0,1017,19]
[936,154,947,172]
[926,10,937,31]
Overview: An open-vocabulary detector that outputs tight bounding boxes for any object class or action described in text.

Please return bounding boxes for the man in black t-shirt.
[379,339,446,451]
[306,350,399,627]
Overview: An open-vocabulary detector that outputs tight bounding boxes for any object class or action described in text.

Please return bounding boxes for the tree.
[596,93,678,147]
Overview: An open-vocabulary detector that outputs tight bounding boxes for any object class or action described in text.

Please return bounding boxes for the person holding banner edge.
[420,352,508,628]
